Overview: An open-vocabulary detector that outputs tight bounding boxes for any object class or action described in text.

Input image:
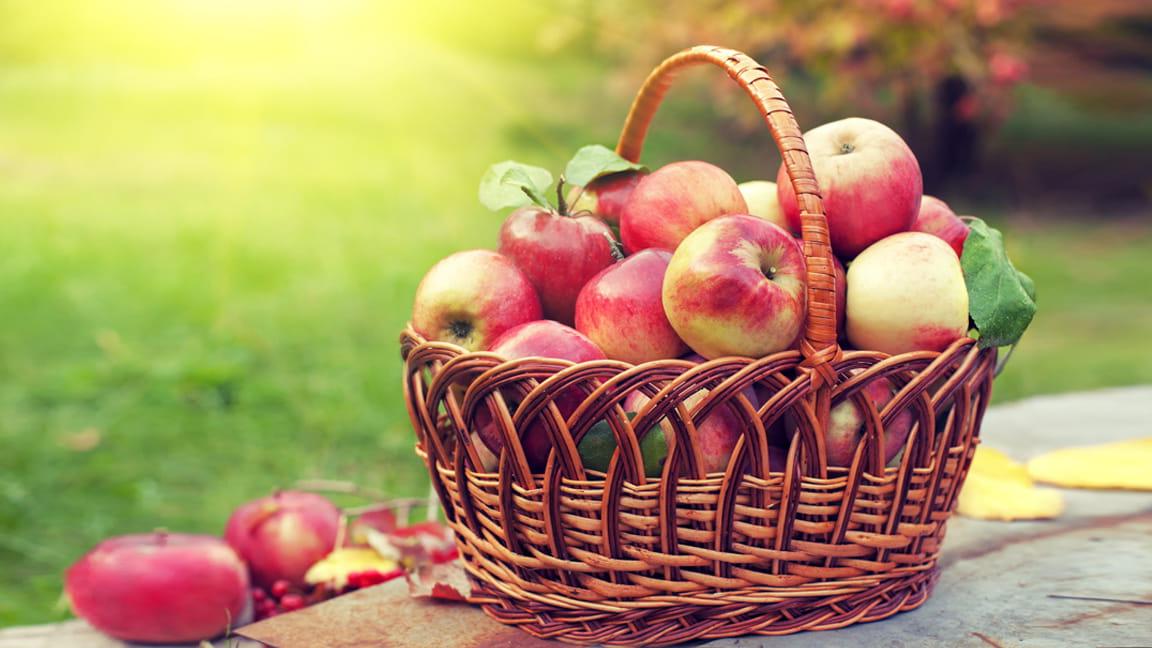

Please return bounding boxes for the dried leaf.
[305,547,398,589]
[406,562,473,601]
[1027,438,1152,491]
[957,472,1065,521]
[957,446,1064,521]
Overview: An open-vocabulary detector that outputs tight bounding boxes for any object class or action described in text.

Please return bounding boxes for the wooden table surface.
[4,386,1151,647]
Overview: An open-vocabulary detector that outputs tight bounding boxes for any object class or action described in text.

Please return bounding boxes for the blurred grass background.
[1,0,1150,625]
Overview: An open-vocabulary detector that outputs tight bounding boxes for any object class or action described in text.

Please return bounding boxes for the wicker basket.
[400,45,997,646]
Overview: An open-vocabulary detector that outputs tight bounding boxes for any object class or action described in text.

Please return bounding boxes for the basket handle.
[615,45,841,386]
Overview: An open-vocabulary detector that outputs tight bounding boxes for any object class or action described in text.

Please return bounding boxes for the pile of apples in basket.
[412,117,1036,475]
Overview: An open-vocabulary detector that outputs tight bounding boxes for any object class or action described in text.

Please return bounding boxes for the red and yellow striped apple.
[412,250,541,351]
[575,249,688,364]
[662,215,807,359]
[777,118,922,259]
[498,206,617,325]
[845,232,969,354]
[620,161,747,253]
[225,490,341,587]
[826,377,915,467]
[911,195,969,257]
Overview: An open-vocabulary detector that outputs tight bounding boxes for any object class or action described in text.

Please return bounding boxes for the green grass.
[2,35,1151,626]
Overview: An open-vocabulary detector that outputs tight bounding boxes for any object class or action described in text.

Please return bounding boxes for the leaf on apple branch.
[961,217,1037,349]
[479,161,554,211]
[563,144,647,188]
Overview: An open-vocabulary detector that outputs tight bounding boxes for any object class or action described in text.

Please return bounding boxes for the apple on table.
[66,532,249,644]
[225,490,342,588]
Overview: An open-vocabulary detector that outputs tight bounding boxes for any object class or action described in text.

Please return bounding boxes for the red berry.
[252,587,268,602]
[270,580,291,598]
[280,593,306,612]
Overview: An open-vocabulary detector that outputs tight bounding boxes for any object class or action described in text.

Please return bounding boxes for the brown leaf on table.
[405,561,474,601]
[1028,438,1152,491]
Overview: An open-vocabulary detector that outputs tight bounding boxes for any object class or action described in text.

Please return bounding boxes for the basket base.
[473,568,938,647]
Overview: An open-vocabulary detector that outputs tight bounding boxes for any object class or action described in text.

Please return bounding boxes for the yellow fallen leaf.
[1027,438,1152,491]
[968,445,1032,485]
[957,471,1065,521]
[305,547,398,589]
[956,446,1063,521]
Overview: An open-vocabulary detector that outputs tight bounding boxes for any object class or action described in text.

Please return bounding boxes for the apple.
[575,249,688,364]
[66,532,249,644]
[776,117,922,259]
[225,490,342,587]
[911,195,969,257]
[845,232,969,354]
[738,180,789,230]
[412,250,541,351]
[620,161,747,253]
[498,206,618,325]
[662,215,807,359]
[476,320,607,471]
[568,170,647,226]
[826,377,915,467]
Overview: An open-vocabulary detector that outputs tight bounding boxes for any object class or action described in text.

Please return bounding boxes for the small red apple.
[575,249,689,364]
[476,320,607,470]
[911,195,969,257]
[777,117,922,259]
[225,490,341,587]
[498,206,618,325]
[66,532,249,644]
[620,161,747,253]
[568,170,647,226]
[826,377,915,467]
[412,250,542,351]
[662,215,807,359]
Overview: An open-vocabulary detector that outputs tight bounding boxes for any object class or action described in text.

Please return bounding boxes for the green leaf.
[961,218,1037,349]
[563,144,646,188]
[478,161,553,211]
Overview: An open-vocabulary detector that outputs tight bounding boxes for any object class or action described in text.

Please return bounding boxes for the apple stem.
[605,233,625,261]
[556,177,569,216]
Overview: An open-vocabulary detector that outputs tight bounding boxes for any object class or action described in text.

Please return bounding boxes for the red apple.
[498,206,618,325]
[845,232,969,354]
[575,249,688,364]
[826,377,915,467]
[662,215,807,359]
[66,532,248,644]
[476,320,607,470]
[225,490,341,587]
[777,117,922,259]
[412,250,542,351]
[911,195,969,257]
[620,161,747,253]
[568,170,647,226]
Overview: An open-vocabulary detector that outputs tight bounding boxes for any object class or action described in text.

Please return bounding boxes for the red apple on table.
[826,376,915,467]
[575,249,689,364]
[662,215,807,359]
[777,117,922,259]
[498,206,618,325]
[620,161,747,253]
[412,250,542,351]
[475,320,607,471]
[225,490,342,587]
[738,180,789,231]
[568,170,647,226]
[911,195,969,257]
[845,232,969,355]
[66,532,249,644]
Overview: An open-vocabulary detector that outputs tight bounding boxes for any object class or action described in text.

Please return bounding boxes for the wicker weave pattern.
[400,45,998,646]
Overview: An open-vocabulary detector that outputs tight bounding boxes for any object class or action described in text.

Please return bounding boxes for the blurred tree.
[588,0,1037,191]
